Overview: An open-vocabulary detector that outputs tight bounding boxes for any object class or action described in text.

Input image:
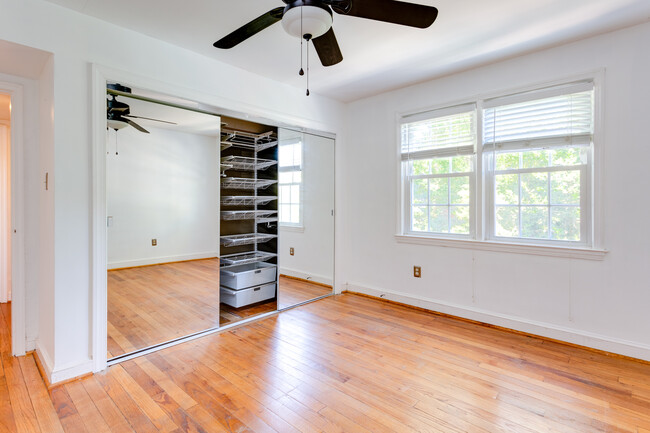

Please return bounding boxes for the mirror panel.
[106,92,221,359]
[277,128,335,309]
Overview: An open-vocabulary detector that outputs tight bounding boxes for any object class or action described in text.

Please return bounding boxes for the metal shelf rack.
[220,251,277,267]
[220,233,277,247]
[221,196,277,206]
[221,156,277,172]
[221,210,277,221]
[221,177,277,190]
[221,129,278,153]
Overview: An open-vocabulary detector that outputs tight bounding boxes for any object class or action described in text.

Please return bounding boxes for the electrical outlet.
[413,266,421,278]
[290,247,294,256]
[152,239,157,246]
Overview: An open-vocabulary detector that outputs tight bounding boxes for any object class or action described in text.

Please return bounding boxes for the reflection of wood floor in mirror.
[277,275,332,310]
[108,259,331,358]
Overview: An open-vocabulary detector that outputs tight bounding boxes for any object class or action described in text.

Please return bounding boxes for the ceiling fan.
[213,0,439,67]
[106,83,176,134]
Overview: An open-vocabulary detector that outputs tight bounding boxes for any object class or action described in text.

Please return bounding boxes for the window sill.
[394,235,607,261]
[280,225,305,233]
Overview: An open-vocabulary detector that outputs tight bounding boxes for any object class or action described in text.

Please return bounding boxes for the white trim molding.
[279,267,333,287]
[346,282,650,362]
[107,251,220,270]
[395,234,607,260]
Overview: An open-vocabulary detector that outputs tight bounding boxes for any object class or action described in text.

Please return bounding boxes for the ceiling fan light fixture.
[107,119,129,131]
[281,5,332,39]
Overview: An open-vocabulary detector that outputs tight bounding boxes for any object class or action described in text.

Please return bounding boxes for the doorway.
[0,92,11,354]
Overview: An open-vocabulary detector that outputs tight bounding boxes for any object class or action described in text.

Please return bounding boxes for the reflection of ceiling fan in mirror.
[106,83,177,134]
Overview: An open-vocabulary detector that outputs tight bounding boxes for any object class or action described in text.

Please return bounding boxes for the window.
[400,80,595,247]
[278,139,302,226]
[401,105,476,236]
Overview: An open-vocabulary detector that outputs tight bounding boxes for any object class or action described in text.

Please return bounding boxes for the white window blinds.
[401,104,476,160]
[483,82,594,149]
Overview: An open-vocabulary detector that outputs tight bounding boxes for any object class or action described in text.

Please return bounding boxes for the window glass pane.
[451,156,472,173]
[279,204,290,222]
[551,206,580,241]
[522,150,549,169]
[294,171,302,183]
[413,179,428,204]
[290,185,300,204]
[495,174,518,205]
[450,176,470,205]
[279,172,292,183]
[496,152,519,170]
[429,178,448,204]
[431,157,450,175]
[280,185,290,202]
[429,206,448,233]
[521,172,548,205]
[279,145,293,167]
[551,171,580,205]
[521,206,549,238]
[495,206,518,237]
[450,206,470,234]
[411,159,431,175]
[290,205,300,224]
[551,147,584,166]
[412,206,428,231]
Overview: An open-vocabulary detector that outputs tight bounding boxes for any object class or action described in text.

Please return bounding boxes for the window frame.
[400,103,478,239]
[397,74,603,254]
[278,137,304,228]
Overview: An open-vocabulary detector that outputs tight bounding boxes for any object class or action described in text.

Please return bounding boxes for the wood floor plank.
[18,356,65,433]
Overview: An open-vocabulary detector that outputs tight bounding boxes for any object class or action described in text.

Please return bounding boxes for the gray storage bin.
[220,283,276,308]
[220,262,276,290]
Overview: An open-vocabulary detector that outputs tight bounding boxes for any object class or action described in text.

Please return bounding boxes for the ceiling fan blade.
[214,7,285,49]
[124,114,177,125]
[331,0,438,29]
[312,28,343,67]
[124,118,150,134]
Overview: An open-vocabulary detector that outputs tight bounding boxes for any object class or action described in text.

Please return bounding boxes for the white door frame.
[0,81,26,356]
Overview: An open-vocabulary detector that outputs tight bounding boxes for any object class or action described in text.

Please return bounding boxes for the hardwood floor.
[108,260,332,358]
[3,294,650,432]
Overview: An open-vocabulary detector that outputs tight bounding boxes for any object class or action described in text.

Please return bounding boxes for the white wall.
[341,22,650,361]
[278,132,335,286]
[107,126,219,269]
[0,0,345,382]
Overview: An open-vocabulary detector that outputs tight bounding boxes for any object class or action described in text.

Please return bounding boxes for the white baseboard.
[35,341,54,383]
[346,282,650,362]
[108,251,219,270]
[35,341,94,385]
[279,267,333,287]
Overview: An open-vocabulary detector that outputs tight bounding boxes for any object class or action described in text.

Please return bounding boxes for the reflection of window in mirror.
[279,138,303,227]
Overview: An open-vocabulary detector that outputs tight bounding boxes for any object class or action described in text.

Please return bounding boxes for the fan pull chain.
[299,6,304,76]
[304,34,312,96]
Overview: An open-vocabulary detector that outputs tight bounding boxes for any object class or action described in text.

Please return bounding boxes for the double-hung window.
[400,80,596,248]
[483,82,593,245]
[278,138,303,226]
[401,104,476,236]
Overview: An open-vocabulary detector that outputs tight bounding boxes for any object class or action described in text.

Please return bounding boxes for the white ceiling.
[46,0,650,102]
[114,92,221,137]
